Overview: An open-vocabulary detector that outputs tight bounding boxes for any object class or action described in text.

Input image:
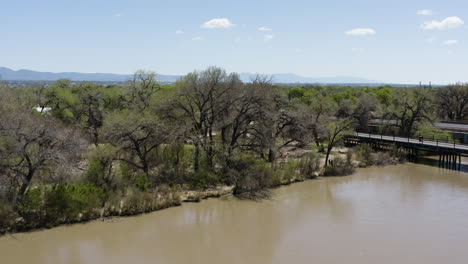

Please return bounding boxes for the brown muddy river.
[1,163,468,264]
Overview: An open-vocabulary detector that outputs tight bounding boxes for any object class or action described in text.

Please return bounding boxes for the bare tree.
[244,78,306,162]
[171,66,242,171]
[385,88,434,137]
[0,110,84,203]
[353,94,379,132]
[301,94,337,151]
[217,75,275,163]
[122,70,161,112]
[324,119,354,166]
[101,111,172,176]
[75,83,106,144]
[436,83,468,121]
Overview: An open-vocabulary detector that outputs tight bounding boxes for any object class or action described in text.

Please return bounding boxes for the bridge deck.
[348,133,468,155]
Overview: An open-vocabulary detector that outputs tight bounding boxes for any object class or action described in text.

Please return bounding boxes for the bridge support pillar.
[459,154,462,171]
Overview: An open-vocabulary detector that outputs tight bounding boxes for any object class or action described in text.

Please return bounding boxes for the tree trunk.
[325,146,332,167]
[268,148,276,162]
[16,170,35,205]
[194,144,200,172]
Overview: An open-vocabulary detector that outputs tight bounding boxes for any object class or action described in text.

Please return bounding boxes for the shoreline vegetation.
[0,146,404,236]
[0,67,465,235]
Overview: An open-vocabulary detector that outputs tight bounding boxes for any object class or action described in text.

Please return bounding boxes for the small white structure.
[33,106,52,114]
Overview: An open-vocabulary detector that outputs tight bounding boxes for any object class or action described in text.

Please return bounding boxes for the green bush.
[297,153,321,178]
[19,184,105,228]
[227,157,273,198]
[189,170,219,189]
[85,144,120,191]
[271,169,283,187]
[18,187,45,228]
[120,185,181,215]
[356,144,374,166]
[157,143,192,167]
[0,203,18,233]
[131,173,153,191]
[44,184,105,223]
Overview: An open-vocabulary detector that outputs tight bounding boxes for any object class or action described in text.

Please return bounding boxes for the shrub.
[324,152,355,176]
[297,153,321,178]
[228,157,273,199]
[374,152,392,166]
[19,184,105,228]
[85,144,120,191]
[390,146,407,163]
[356,144,374,167]
[131,173,153,191]
[18,187,45,228]
[156,144,192,168]
[271,169,283,187]
[120,185,181,215]
[121,189,145,215]
[0,203,18,233]
[189,170,219,189]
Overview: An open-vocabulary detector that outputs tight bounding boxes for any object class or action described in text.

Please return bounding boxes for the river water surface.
[1,163,468,264]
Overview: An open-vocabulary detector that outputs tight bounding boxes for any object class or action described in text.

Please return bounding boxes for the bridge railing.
[349,131,468,149]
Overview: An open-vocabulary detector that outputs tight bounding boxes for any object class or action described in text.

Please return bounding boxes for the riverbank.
[3,163,468,264]
[0,146,403,236]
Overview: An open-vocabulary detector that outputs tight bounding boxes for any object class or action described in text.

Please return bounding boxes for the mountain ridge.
[0,67,378,84]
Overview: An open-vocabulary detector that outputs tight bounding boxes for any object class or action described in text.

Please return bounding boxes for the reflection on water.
[1,163,468,264]
[418,156,468,172]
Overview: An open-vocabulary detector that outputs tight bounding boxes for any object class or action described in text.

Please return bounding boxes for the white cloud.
[192,37,204,41]
[264,34,274,41]
[417,10,433,16]
[114,13,122,17]
[443,40,459,46]
[258,26,272,31]
[175,30,184,34]
[345,28,376,36]
[201,18,235,29]
[422,16,464,30]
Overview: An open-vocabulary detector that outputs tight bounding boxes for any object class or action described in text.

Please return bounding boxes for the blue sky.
[1,0,467,84]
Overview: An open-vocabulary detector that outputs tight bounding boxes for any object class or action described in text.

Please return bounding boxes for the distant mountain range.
[0,67,180,83]
[238,73,377,84]
[0,67,378,84]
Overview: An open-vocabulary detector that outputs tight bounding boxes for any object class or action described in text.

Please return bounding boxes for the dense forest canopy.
[0,66,467,232]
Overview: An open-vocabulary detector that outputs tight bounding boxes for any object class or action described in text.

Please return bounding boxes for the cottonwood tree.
[74,83,108,144]
[336,99,355,118]
[436,83,468,121]
[0,109,84,203]
[85,144,121,192]
[324,119,354,166]
[121,70,160,112]
[101,111,172,176]
[171,66,242,171]
[219,76,272,162]
[43,81,116,144]
[300,94,337,151]
[244,79,307,162]
[353,94,379,132]
[385,88,434,137]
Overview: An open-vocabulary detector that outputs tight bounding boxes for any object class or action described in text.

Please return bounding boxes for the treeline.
[0,66,466,233]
